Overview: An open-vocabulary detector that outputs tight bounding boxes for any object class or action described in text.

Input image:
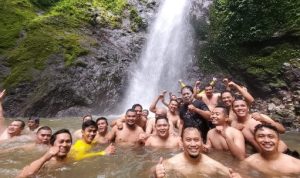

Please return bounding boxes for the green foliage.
[206,0,300,93]
[29,0,60,8]
[129,7,144,31]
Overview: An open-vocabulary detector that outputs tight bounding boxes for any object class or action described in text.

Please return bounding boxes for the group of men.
[0,77,300,177]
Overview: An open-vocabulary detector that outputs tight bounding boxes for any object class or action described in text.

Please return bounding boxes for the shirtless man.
[232,99,287,153]
[0,90,26,142]
[94,117,109,144]
[145,117,181,150]
[25,116,40,133]
[111,104,147,131]
[0,126,52,154]
[154,127,241,178]
[17,129,73,178]
[149,91,181,128]
[108,109,146,147]
[244,124,300,176]
[220,81,254,122]
[205,106,245,160]
[194,82,221,111]
[70,120,115,161]
[73,114,93,141]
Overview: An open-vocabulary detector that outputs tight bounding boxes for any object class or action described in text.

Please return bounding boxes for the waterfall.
[122,0,193,110]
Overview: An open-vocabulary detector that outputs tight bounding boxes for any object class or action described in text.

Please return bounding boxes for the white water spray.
[122,0,193,110]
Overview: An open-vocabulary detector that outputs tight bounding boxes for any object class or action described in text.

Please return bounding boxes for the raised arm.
[149,92,165,113]
[228,82,254,105]
[17,146,59,178]
[0,90,6,132]
[252,113,285,134]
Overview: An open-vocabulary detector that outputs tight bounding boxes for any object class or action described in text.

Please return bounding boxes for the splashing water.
[122,0,193,110]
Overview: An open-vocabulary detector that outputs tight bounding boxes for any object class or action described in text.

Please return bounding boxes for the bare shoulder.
[244,153,260,163]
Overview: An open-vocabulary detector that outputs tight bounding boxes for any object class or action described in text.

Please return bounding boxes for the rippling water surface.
[0,118,299,178]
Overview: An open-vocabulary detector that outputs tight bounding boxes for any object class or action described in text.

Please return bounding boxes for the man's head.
[142,109,149,117]
[28,116,40,131]
[155,117,170,139]
[181,86,194,104]
[211,106,229,126]
[168,99,179,113]
[132,104,143,118]
[221,90,235,107]
[254,124,279,153]
[232,99,249,118]
[182,127,202,159]
[96,117,108,135]
[81,120,98,144]
[204,85,213,97]
[7,119,25,136]
[155,108,167,118]
[125,109,137,127]
[82,115,93,122]
[50,129,72,158]
[36,126,52,145]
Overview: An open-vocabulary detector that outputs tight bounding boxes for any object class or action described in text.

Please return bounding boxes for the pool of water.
[0,117,299,178]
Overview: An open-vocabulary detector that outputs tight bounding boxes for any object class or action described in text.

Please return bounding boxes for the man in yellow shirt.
[70,120,115,161]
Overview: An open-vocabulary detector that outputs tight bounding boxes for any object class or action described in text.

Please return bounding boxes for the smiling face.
[182,128,202,159]
[97,120,108,134]
[155,118,169,138]
[255,127,279,153]
[125,111,137,127]
[168,100,178,113]
[221,92,234,107]
[232,100,249,118]
[7,121,23,136]
[211,107,227,126]
[53,133,72,158]
[82,126,97,144]
[181,88,193,104]
[134,106,143,118]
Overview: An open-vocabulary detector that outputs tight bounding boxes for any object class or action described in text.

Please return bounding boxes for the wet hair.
[126,108,136,115]
[254,124,279,136]
[181,85,193,93]
[214,105,229,116]
[28,116,40,124]
[37,126,52,133]
[232,98,248,107]
[221,90,234,97]
[132,104,143,110]
[96,117,108,125]
[50,129,72,146]
[82,114,93,121]
[14,119,25,129]
[181,126,202,139]
[142,109,149,116]
[155,116,169,124]
[82,120,98,130]
[169,99,179,105]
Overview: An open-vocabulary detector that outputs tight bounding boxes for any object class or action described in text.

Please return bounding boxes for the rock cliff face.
[1,0,161,117]
[253,58,300,130]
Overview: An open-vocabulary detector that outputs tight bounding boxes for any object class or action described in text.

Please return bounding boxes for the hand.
[212,77,217,82]
[138,133,147,142]
[0,89,6,102]
[252,112,264,122]
[195,80,201,86]
[202,144,210,153]
[104,143,115,155]
[228,81,237,89]
[155,157,166,178]
[187,104,197,113]
[45,146,59,160]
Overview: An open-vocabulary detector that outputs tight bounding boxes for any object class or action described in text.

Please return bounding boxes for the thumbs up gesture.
[155,157,166,178]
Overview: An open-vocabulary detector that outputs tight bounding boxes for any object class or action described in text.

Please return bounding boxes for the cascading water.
[122,0,193,110]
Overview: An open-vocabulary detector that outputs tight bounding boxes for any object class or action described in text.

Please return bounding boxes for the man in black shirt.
[179,86,211,141]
